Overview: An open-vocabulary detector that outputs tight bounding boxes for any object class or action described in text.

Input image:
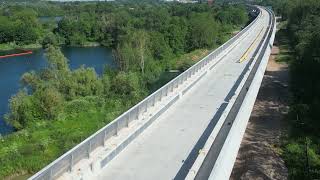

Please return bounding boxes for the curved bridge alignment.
[29,6,276,180]
[187,7,276,180]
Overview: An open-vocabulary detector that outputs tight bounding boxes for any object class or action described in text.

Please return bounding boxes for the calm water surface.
[0,47,115,135]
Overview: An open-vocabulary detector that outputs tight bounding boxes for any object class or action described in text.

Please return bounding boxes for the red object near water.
[0,50,33,58]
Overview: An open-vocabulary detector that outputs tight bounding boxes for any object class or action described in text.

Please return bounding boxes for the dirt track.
[230,44,289,180]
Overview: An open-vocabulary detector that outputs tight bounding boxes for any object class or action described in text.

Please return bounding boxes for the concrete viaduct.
[29,5,276,180]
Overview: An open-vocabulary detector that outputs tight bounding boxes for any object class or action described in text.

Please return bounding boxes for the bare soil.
[230,45,289,180]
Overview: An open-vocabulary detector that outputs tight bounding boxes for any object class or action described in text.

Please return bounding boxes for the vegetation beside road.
[259,0,320,179]
[0,2,250,179]
[0,2,248,50]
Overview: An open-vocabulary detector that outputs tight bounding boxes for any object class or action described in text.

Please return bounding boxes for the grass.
[0,43,42,51]
[171,49,210,70]
[149,48,210,92]
[0,97,126,179]
[274,22,294,63]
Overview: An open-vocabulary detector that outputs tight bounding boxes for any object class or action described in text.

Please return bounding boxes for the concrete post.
[88,141,91,158]
[103,130,106,147]
[49,168,53,180]
[159,89,163,101]
[145,101,148,113]
[115,122,118,136]
[126,113,130,127]
[137,105,140,120]
[69,153,74,172]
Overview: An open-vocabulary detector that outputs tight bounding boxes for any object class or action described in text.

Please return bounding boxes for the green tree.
[35,87,64,120]
[149,31,172,61]
[167,17,188,54]
[11,9,41,45]
[217,5,248,26]
[113,42,135,72]
[113,30,150,73]
[187,13,219,51]
[5,90,33,129]
[71,67,103,97]
[42,33,59,48]
[110,72,144,102]
[21,71,40,92]
[46,46,70,73]
[131,30,149,74]
[0,16,15,43]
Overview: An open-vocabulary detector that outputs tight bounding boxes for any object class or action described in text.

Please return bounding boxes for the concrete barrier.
[208,10,276,180]
[28,6,262,180]
[185,6,276,180]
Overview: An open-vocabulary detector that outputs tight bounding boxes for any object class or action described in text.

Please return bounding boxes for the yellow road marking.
[239,27,264,63]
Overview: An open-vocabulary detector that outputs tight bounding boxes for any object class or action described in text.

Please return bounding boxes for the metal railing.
[29,7,261,180]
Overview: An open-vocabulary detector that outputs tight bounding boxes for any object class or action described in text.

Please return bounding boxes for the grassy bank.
[274,23,293,63]
[0,43,42,51]
[0,42,102,52]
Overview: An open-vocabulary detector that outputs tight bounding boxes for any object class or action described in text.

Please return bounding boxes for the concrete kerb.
[83,9,262,179]
[185,29,264,180]
[59,93,178,179]
[28,6,261,180]
[101,96,181,168]
[59,60,212,179]
[89,22,260,177]
[209,21,276,180]
[182,22,259,97]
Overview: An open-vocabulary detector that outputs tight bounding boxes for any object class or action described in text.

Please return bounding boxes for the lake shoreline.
[0,46,115,136]
[0,43,42,52]
[0,42,103,52]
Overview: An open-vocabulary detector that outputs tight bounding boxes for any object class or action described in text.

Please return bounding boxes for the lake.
[0,46,116,135]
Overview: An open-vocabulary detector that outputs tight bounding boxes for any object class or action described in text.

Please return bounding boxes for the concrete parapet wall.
[185,6,276,180]
[28,6,262,180]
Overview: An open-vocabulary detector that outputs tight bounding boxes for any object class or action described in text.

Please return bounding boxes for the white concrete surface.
[208,8,276,180]
[95,7,271,180]
[55,13,257,179]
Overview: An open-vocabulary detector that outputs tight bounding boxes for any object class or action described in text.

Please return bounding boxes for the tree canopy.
[0,2,251,179]
[257,0,320,179]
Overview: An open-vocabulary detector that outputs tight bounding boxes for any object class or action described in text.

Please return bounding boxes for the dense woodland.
[260,0,320,179]
[0,2,249,178]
